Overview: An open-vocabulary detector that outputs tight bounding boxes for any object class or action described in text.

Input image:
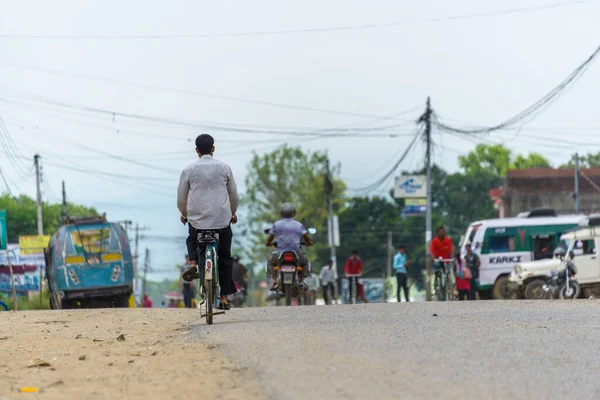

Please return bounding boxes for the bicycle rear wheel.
[205,280,213,325]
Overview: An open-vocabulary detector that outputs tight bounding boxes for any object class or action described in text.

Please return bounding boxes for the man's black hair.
[195,134,214,155]
[398,245,405,250]
[437,226,445,233]
[352,250,358,254]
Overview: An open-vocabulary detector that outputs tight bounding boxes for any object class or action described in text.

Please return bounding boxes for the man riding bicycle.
[177,134,238,310]
[430,226,454,272]
[344,250,368,303]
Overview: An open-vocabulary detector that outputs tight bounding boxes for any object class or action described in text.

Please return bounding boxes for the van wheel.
[493,275,518,300]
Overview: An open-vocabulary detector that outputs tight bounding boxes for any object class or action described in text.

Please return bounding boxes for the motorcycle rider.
[232,255,248,297]
[265,202,313,290]
[177,134,238,310]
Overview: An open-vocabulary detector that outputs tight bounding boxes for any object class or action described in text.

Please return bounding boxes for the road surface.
[3,302,600,399]
[195,301,600,399]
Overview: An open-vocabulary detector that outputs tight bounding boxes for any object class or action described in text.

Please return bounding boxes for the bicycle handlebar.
[345,274,362,277]
[436,258,455,263]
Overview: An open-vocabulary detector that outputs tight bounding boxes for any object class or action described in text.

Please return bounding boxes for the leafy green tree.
[0,194,99,242]
[459,144,551,176]
[243,146,345,266]
[459,144,512,176]
[561,152,600,168]
[510,153,551,169]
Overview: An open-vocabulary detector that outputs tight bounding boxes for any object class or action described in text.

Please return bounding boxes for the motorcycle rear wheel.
[559,282,581,300]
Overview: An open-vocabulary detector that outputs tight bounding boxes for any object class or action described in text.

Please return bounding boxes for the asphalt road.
[193,301,600,400]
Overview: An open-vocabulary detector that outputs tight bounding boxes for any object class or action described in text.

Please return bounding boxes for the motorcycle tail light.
[283,253,295,262]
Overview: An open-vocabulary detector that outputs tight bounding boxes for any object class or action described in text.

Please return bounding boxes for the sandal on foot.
[183,267,200,282]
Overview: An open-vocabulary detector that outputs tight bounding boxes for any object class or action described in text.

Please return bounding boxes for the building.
[494,168,600,217]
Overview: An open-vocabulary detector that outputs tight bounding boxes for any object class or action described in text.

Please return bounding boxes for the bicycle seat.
[196,230,219,244]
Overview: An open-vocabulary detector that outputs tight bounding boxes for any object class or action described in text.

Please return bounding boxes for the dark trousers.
[469,279,478,300]
[322,283,336,304]
[347,277,360,302]
[396,272,409,302]
[458,289,469,301]
[186,224,237,297]
[182,284,194,308]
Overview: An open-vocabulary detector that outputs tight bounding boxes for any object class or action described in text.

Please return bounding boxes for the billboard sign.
[0,264,40,292]
[19,235,50,255]
[394,175,427,198]
[403,198,427,216]
[0,210,6,251]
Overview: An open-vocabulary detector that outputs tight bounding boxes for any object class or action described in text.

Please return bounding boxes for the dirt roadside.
[0,309,268,400]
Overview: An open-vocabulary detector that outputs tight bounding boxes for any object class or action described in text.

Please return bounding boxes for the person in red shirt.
[344,250,368,303]
[454,250,470,300]
[430,226,454,271]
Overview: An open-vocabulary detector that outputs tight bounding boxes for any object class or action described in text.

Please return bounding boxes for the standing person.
[180,255,195,309]
[178,134,239,310]
[320,260,338,305]
[393,245,411,302]
[464,244,481,300]
[344,250,364,303]
[304,267,319,305]
[142,294,152,308]
[454,250,470,301]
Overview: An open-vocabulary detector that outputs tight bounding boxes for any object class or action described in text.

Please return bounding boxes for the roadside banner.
[0,264,40,292]
[18,235,50,255]
[394,175,427,198]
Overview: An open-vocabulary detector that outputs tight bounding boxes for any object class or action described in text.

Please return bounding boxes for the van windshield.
[65,225,120,264]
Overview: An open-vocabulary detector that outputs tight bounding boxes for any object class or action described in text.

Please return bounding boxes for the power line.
[349,127,424,194]
[0,64,422,121]
[0,0,595,40]
[435,42,600,135]
[0,168,14,197]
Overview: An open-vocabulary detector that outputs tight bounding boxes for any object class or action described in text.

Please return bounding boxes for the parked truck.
[45,215,134,309]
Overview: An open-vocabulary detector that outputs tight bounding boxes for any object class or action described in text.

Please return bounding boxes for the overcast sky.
[1,0,599,279]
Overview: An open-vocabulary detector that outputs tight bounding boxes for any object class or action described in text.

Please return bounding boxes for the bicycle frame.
[433,259,455,301]
[196,231,224,324]
[346,274,361,304]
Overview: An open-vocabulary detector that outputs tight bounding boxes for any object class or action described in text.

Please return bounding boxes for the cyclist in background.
[430,226,453,270]
[344,250,368,303]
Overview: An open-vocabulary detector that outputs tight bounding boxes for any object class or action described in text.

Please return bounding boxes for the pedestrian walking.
[464,245,481,300]
[393,245,411,302]
[320,260,337,305]
[454,250,471,301]
[304,267,320,305]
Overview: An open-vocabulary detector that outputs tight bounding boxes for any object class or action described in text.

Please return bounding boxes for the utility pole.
[142,248,149,300]
[419,97,433,301]
[61,181,67,224]
[575,153,580,214]
[325,157,337,271]
[34,154,43,235]
[134,223,140,279]
[386,231,393,279]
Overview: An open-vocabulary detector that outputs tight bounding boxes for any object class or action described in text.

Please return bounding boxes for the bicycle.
[346,274,361,304]
[195,230,225,325]
[433,258,455,301]
[0,300,8,311]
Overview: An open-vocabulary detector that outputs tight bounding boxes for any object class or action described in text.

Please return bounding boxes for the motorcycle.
[543,260,580,300]
[275,250,307,306]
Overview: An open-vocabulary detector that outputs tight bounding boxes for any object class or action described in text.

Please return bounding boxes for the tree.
[243,146,345,266]
[561,152,600,168]
[459,144,551,176]
[459,144,512,176]
[510,153,551,169]
[0,194,99,242]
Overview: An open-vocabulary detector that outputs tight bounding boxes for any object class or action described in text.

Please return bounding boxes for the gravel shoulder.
[0,309,268,400]
[193,301,600,400]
